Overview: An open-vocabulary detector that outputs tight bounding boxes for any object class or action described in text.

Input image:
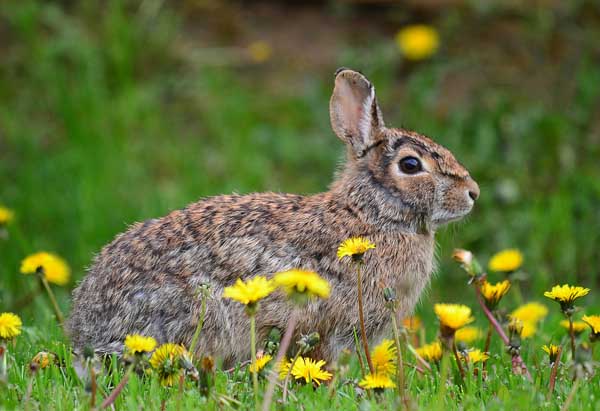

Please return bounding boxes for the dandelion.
[542,344,561,364]
[21,252,71,286]
[0,206,14,226]
[277,358,291,380]
[544,284,589,313]
[248,41,272,63]
[582,315,600,341]
[415,341,443,364]
[395,24,439,61]
[455,326,483,345]
[149,343,187,386]
[434,303,474,337]
[402,316,422,332]
[222,276,275,310]
[480,280,511,309]
[337,237,375,262]
[273,269,330,300]
[371,339,396,376]
[510,302,548,324]
[249,353,272,374]
[488,249,523,273]
[31,352,56,369]
[290,357,332,386]
[559,320,587,335]
[520,321,537,339]
[359,372,396,390]
[460,349,489,364]
[124,334,157,355]
[0,312,22,340]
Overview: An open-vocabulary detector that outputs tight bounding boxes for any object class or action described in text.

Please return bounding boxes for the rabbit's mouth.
[431,207,473,226]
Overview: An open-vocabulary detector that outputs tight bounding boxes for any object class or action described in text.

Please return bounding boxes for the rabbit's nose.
[466,178,480,201]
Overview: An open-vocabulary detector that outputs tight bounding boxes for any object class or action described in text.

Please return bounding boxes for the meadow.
[1,1,600,410]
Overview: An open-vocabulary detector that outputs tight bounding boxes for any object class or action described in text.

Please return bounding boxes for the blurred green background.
[1,0,600,321]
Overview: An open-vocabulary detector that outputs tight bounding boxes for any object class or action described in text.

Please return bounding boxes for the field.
[1,1,600,410]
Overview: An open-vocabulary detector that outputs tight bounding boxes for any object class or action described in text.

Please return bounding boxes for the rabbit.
[67,68,479,365]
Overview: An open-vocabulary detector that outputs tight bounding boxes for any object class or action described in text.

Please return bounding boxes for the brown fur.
[67,69,479,365]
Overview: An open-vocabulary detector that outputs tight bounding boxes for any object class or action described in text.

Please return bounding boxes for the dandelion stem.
[90,366,97,409]
[250,315,259,410]
[356,263,374,374]
[483,324,492,373]
[568,316,576,360]
[352,327,367,378]
[262,310,298,411]
[39,273,64,325]
[451,339,466,380]
[101,364,133,409]
[189,291,208,356]
[391,314,408,409]
[560,378,580,411]
[282,351,301,402]
[548,346,563,395]
[406,342,432,372]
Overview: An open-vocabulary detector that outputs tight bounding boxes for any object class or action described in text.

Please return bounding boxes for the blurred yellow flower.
[582,315,600,334]
[248,41,272,63]
[20,252,71,286]
[542,344,561,363]
[510,302,548,324]
[480,280,511,308]
[544,284,589,307]
[455,326,483,344]
[149,343,187,386]
[0,312,22,339]
[31,351,56,369]
[488,249,523,272]
[559,320,587,334]
[0,206,14,225]
[395,24,439,61]
[520,321,537,339]
[290,357,332,386]
[277,357,291,380]
[371,339,396,376]
[273,269,330,299]
[434,303,474,335]
[461,349,489,364]
[415,340,443,363]
[337,237,375,261]
[402,316,422,332]
[359,372,396,389]
[124,334,157,355]
[222,276,275,306]
[249,353,272,374]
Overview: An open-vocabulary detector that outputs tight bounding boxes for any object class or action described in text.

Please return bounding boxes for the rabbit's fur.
[67,69,479,365]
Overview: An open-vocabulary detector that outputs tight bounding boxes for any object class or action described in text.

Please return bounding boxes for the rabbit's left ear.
[330,68,385,158]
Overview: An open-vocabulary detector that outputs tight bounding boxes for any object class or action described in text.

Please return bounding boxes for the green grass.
[2,0,600,409]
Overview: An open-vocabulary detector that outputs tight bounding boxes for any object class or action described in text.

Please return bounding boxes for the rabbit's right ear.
[330,68,384,158]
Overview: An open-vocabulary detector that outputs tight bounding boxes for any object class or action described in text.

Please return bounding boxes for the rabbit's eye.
[399,156,422,174]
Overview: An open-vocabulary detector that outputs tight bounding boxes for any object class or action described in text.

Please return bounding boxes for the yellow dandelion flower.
[290,357,332,386]
[415,341,443,363]
[559,320,588,334]
[395,24,439,61]
[0,206,14,225]
[520,321,537,339]
[582,315,600,335]
[480,280,511,308]
[461,349,489,364]
[510,302,548,324]
[402,316,422,332]
[544,284,589,307]
[277,357,291,380]
[488,249,523,272]
[542,344,561,363]
[455,326,483,344]
[337,237,375,261]
[248,41,272,63]
[20,252,71,286]
[124,334,157,354]
[249,353,272,374]
[149,343,187,386]
[434,303,474,336]
[31,351,56,369]
[371,339,396,376]
[0,312,22,339]
[359,372,396,390]
[273,269,330,299]
[222,276,275,306]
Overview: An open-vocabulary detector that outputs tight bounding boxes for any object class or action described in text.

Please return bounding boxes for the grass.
[1,0,600,409]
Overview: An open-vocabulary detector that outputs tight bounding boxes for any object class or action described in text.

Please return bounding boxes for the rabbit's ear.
[330,68,385,157]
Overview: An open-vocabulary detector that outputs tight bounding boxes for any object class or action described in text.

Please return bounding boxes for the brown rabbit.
[67,69,479,365]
